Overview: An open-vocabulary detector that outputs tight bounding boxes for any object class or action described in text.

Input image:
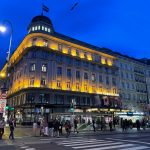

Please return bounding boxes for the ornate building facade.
[0,15,149,123]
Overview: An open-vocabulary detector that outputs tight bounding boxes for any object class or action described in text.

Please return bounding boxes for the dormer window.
[32,27,35,31]
[35,26,37,31]
[42,26,44,30]
[38,26,40,30]
[45,27,47,32]
[48,28,51,33]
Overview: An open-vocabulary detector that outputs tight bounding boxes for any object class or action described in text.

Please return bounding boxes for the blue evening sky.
[0,0,150,69]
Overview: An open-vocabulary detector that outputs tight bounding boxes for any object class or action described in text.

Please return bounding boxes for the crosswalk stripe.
[20,146,29,149]
[120,146,149,150]
[64,141,113,147]
[59,139,98,144]
[72,142,123,149]
[84,144,134,150]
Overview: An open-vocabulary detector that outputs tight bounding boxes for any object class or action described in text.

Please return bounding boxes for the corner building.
[0,16,134,123]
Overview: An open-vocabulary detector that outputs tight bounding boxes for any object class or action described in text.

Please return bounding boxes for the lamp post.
[0,20,13,120]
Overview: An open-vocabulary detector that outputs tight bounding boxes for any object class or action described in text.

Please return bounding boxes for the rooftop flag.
[70,2,78,11]
[43,4,49,12]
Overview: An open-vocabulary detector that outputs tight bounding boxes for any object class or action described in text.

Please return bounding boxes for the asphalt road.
[0,132,150,150]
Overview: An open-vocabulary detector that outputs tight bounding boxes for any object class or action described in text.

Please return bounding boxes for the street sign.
[0,92,7,113]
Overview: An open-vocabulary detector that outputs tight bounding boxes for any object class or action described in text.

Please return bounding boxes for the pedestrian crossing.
[56,137,150,150]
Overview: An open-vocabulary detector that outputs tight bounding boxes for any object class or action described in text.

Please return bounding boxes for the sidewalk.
[2,126,150,139]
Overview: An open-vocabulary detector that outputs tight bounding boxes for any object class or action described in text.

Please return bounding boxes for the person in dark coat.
[74,119,79,134]
[92,120,96,132]
[109,120,113,131]
[9,119,15,140]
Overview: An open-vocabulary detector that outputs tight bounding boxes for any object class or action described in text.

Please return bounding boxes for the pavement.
[2,125,150,138]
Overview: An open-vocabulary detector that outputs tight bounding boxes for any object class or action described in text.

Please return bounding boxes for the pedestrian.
[136,120,141,131]
[48,119,54,137]
[109,120,113,131]
[0,116,5,140]
[53,119,60,137]
[74,119,79,134]
[92,120,96,132]
[9,119,15,140]
[59,121,63,136]
[64,121,71,138]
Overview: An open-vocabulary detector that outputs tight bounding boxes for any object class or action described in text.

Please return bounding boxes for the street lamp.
[0,20,13,62]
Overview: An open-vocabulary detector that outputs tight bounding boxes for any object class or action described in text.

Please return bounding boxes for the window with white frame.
[91,74,96,82]
[42,64,47,72]
[30,63,36,71]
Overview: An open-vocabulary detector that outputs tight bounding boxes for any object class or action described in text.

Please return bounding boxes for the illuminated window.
[30,63,35,71]
[48,28,51,32]
[84,52,87,59]
[76,83,79,91]
[57,81,61,88]
[42,64,47,72]
[57,67,62,76]
[68,47,71,54]
[58,43,62,51]
[43,39,48,47]
[30,78,34,86]
[32,38,37,46]
[92,86,96,92]
[67,68,71,78]
[76,71,80,79]
[32,27,35,31]
[38,26,40,30]
[91,74,96,82]
[76,49,79,56]
[42,26,44,30]
[35,26,37,30]
[113,88,117,94]
[84,84,88,91]
[45,27,47,32]
[84,72,88,80]
[67,82,71,89]
[99,86,103,93]
[41,78,46,86]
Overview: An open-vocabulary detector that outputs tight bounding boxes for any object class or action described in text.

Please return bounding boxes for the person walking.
[74,119,79,134]
[92,120,96,132]
[0,117,5,140]
[9,119,15,140]
[109,120,113,131]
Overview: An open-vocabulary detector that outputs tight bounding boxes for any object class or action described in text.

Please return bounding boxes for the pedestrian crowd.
[33,118,79,138]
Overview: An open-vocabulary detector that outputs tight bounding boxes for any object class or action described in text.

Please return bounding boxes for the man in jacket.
[0,116,5,140]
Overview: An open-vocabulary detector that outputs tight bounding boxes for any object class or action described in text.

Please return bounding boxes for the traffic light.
[5,104,9,110]
[5,105,14,111]
[10,107,14,111]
